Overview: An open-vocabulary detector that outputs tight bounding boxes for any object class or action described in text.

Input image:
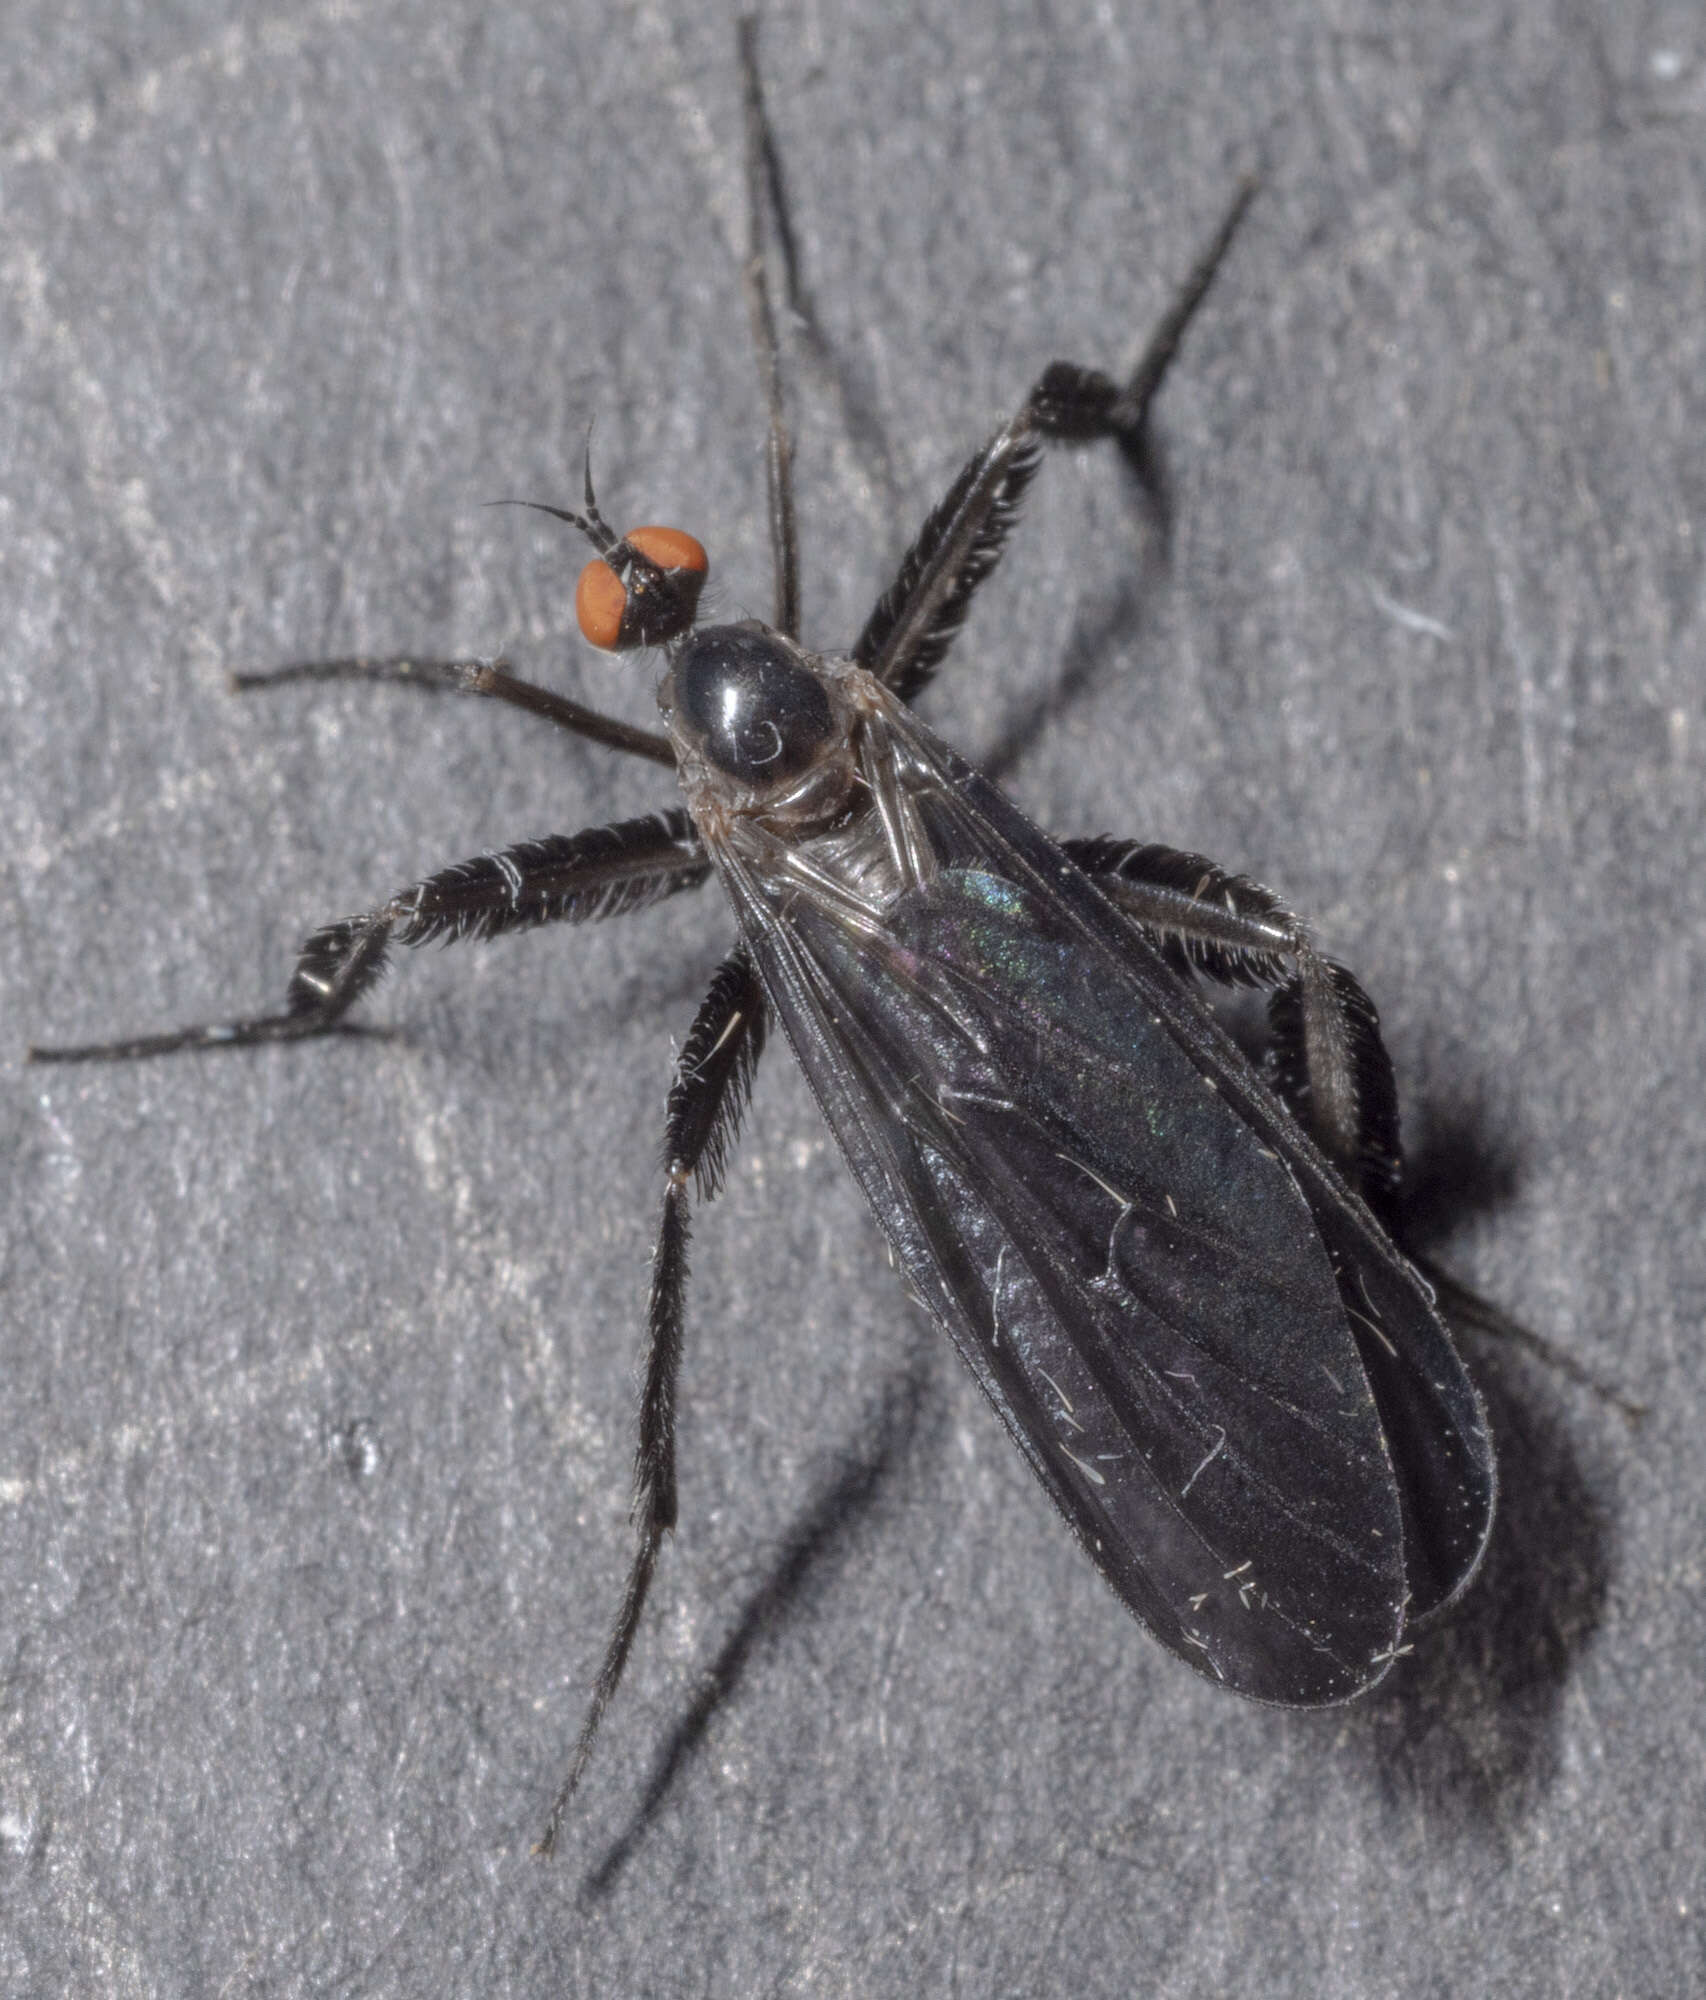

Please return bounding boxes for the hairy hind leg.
[1065,835,1402,1220]
[536,948,767,1857]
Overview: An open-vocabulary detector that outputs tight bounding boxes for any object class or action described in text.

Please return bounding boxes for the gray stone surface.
[4,4,1701,1994]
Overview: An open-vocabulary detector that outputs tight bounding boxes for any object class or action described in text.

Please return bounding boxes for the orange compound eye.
[576,525,709,652]
[625,525,708,577]
[575,558,629,651]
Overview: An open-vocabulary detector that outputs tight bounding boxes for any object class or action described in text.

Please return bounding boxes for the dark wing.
[710,697,1493,1705]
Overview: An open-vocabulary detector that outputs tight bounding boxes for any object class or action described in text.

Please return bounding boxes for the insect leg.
[231,655,675,766]
[857,180,1256,705]
[1029,176,1258,453]
[1066,836,1402,1216]
[738,16,800,641]
[537,949,767,1856]
[28,812,709,1064]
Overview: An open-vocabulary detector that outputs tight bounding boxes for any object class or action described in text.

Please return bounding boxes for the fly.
[29,21,1496,1858]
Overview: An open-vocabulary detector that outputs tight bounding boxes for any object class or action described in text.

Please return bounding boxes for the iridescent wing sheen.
[707,697,1493,1705]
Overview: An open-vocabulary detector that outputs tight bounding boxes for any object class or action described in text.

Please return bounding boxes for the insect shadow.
[1303,1089,1620,1834]
[579,1347,940,1898]
[31,21,1503,1863]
